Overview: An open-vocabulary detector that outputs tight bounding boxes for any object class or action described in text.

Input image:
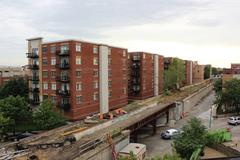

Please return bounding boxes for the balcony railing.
[29,99,40,105]
[28,64,39,70]
[29,87,39,93]
[57,63,70,69]
[56,76,70,82]
[56,50,70,56]
[59,103,71,112]
[56,89,70,97]
[26,52,39,58]
[28,76,39,81]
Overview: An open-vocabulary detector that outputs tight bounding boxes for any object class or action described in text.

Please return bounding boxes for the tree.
[33,100,66,130]
[204,65,211,79]
[215,79,240,114]
[117,151,137,160]
[0,77,28,99]
[164,58,186,90]
[0,96,31,126]
[173,118,207,160]
[212,67,218,76]
[214,78,222,93]
[0,112,10,134]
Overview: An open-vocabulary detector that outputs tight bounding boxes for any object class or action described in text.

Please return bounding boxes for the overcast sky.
[0,0,240,68]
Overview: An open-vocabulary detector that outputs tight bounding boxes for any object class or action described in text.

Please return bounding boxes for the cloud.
[0,0,240,67]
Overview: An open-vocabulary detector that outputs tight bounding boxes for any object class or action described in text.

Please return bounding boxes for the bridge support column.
[151,119,157,135]
[131,131,138,143]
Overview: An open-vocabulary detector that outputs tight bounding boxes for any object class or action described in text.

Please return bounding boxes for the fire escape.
[26,51,40,105]
[56,47,71,112]
[131,55,141,95]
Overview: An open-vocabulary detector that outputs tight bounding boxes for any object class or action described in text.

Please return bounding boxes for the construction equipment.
[107,133,117,160]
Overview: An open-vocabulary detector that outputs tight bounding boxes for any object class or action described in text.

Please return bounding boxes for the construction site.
[0,80,212,160]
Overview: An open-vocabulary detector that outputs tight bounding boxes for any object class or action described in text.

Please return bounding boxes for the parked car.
[161,129,182,139]
[228,116,240,125]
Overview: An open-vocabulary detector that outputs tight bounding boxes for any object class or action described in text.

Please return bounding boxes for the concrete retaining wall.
[183,85,213,113]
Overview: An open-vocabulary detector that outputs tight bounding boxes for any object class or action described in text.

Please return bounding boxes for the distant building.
[223,63,240,84]
[193,62,204,84]
[0,66,28,86]
[184,60,193,85]
[128,52,164,100]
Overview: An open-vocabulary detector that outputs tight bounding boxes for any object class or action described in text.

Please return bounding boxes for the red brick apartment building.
[192,62,204,84]
[26,38,128,120]
[128,52,164,100]
[223,63,240,84]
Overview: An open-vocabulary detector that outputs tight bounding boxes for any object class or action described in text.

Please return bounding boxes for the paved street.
[138,91,216,157]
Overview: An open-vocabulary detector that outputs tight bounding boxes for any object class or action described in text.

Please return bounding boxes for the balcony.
[28,76,39,81]
[56,50,70,56]
[56,89,70,97]
[26,52,39,58]
[56,76,70,83]
[59,103,71,112]
[28,64,39,70]
[29,87,39,93]
[57,63,70,70]
[29,99,40,105]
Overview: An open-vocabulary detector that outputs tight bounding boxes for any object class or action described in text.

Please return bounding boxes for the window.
[93,46,98,54]
[93,57,98,65]
[42,46,47,53]
[108,48,111,55]
[42,58,48,66]
[123,88,127,94]
[61,45,69,53]
[76,44,81,52]
[93,70,98,77]
[108,70,112,76]
[50,46,56,53]
[109,91,112,98]
[108,80,112,88]
[43,83,48,90]
[123,50,126,57]
[43,71,48,78]
[108,58,111,66]
[76,96,82,104]
[76,56,81,65]
[93,92,99,101]
[51,96,56,104]
[32,48,39,55]
[76,70,81,78]
[76,83,82,91]
[43,95,48,100]
[51,71,56,78]
[93,81,98,89]
[143,53,146,59]
[51,58,56,66]
[51,83,56,90]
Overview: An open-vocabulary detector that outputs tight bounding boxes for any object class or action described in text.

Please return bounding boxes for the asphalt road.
[138,91,216,158]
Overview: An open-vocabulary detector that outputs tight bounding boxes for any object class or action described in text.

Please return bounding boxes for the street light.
[209,105,213,128]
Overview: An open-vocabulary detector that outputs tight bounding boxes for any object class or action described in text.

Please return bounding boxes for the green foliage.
[118,151,137,160]
[0,77,28,99]
[0,96,31,125]
[0,113,10,134]
[151,153,182,160]
[212,67,219,75]
[206,130,231,146]
[33,100,66,130]
[214,78,222,93]
[204,65,211,79]
[215,79,240,113]
[164,58,186,90]
[173,117,207,160]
